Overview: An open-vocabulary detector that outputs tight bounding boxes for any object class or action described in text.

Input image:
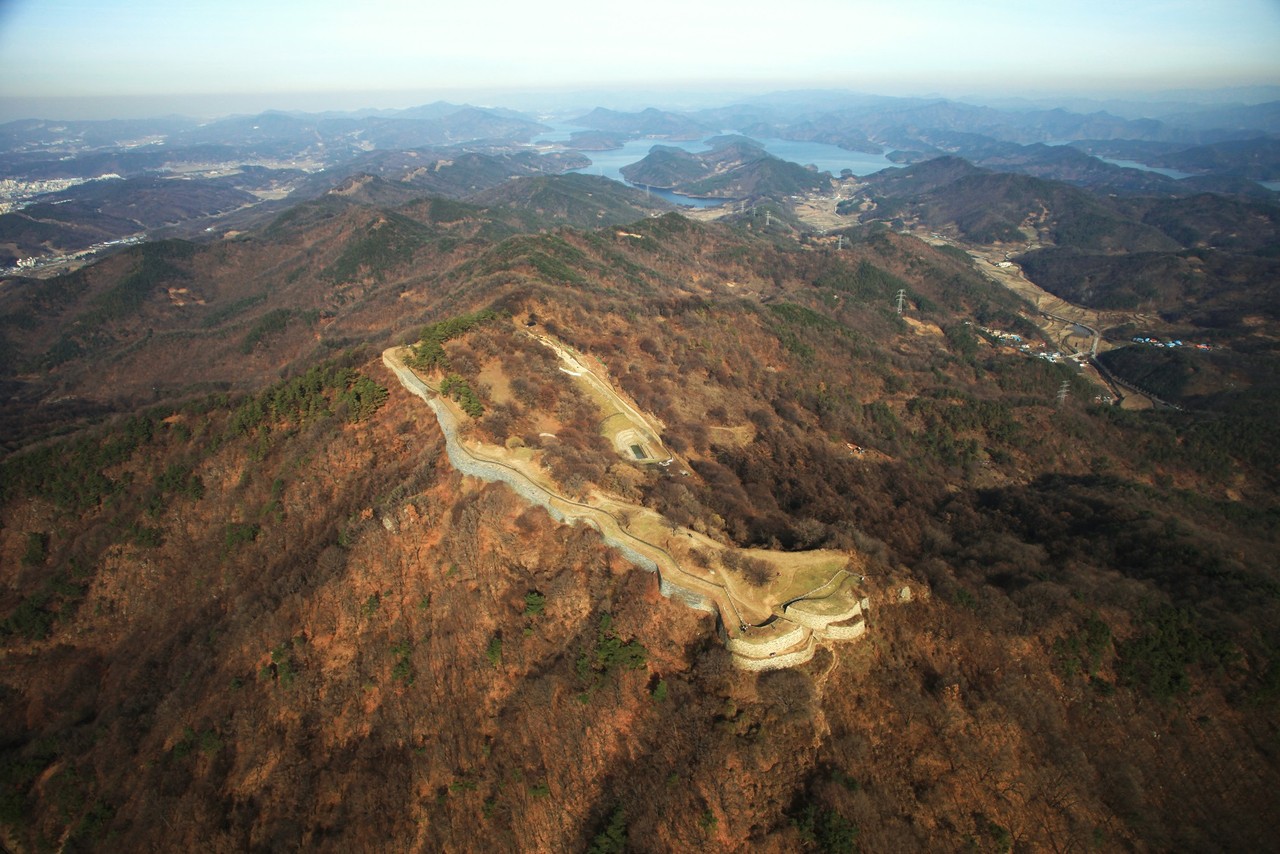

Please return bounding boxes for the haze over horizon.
[1,0,1279,122]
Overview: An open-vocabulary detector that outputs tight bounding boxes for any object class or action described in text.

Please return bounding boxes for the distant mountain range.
[845,154,1280,330]
[3,91,1276,273]
[0,103,548,155]
[570,107,711,140]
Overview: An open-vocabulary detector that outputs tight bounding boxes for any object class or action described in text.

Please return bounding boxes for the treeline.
[225,361,389,444]
[89,239,196,323]
[1,355,390,645]
[200,292,267,328]
[767,302,849,363]
[238,308,320,354]
[941,472,1279,700]
[0,408,200,642]
[1,358,388,508]
[815,259,909,303]
[438,374,484,418]
[0,412,164,510]
[906,391,1023,466]
[409,308,500,372]
[30,240,199,370]
[473,234,594,287]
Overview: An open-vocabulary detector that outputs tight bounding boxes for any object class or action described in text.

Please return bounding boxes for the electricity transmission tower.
[1056,379,1071,407]
[895,289,905,315]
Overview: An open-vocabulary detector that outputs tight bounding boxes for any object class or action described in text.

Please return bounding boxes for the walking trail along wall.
[383,346,870,672]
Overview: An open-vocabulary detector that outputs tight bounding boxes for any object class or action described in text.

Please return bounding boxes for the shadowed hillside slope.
[1,197,1278,851]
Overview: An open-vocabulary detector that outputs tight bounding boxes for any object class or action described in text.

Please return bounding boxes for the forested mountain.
[6,90,1276,279]
[620,138,829,199]
[849,156,1280,321]
[468,173,674,228]
[851,157,1181,249]
[1,153,1278,852]
[571,107,712,140]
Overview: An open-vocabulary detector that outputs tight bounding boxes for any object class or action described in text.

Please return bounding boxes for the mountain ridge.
[1,91,1279,852]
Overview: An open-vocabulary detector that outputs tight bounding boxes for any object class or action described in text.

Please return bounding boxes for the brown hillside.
[1,205,1277,851]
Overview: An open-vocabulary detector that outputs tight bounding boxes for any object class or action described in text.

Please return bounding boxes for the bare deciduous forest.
[1,193,1277,852]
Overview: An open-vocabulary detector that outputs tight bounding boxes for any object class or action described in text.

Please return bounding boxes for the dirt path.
[528,332,673,461]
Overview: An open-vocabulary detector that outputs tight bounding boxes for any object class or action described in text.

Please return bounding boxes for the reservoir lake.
[1092,157,1277,193]
[533,124,899,207]
[530,128,1280,198]
[1094,157,1193,180]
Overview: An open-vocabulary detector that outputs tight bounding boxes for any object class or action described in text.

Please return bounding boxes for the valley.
[696,181,1149,407]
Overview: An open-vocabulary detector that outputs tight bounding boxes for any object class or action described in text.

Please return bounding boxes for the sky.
[1,0,1278,119]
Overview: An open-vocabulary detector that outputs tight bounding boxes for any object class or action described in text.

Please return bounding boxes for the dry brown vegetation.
[1,199,1277,851]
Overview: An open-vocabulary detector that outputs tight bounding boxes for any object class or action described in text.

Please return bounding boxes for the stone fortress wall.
[729,576,870,672]
[387,351,718,616]
[385,348,870,673]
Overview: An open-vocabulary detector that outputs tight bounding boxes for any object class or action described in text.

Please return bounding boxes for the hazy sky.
[1,0,1278,118]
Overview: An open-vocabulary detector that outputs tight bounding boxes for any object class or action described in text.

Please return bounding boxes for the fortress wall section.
[726,621,810,658]
[386,351,718,618]
[732,634,818,672]
[783,598,863,631]
[823,616,867,641]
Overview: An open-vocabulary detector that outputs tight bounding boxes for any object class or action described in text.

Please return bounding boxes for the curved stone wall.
[385,348,868,673]
[783,598,863,631]
[733,634,818,672]
[385,351,718,617]
[824,616,867,641]
[726,621,810,658]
